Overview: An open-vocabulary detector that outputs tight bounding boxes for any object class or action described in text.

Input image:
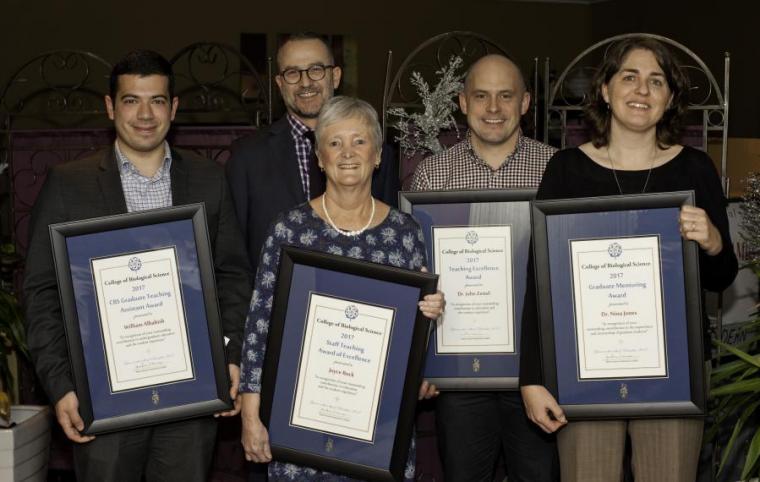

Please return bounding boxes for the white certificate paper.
[433,225,514,354]
[291,293,394,442]
[570,236,667,380]
[91,247,194,392]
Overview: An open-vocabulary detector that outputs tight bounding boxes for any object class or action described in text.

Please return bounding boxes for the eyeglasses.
[279,65,335,84]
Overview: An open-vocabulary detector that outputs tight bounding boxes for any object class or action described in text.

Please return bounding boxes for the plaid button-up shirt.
[410,132,557,191]
[286,114,315,199]
[115,141,173,212]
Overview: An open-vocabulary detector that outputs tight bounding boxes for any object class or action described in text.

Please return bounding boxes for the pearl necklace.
[607,146,656,195]
[321,195,375,237]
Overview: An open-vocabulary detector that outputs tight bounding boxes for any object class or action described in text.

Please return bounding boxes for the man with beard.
[410,54,559,482]
[226,33,400,273]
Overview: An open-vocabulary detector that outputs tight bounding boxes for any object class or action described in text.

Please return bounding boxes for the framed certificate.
[260,246,437,481]
[399,189,535,390]
[49,204,231,434]
[532,191,705,418]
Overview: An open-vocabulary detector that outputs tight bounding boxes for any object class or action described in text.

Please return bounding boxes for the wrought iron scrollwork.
[8,131,112,254]
[170,42,270,126]
[0,51,113,253]
[544,33,729,152]
[1,45,272,257]
[382,31,518,187]
[0,50,112,126]
[383,31,510,130]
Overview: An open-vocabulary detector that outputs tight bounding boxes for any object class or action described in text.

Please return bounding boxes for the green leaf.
[712,360,756,383]
[734,333,760,352]
[0,362,11,395]
[741,426,760,479]
[714,339,760,369]
[718,400,760,474]
[707,393,756,450]
[712,393,753,425]
[711,392,747,424]
[711,378,760,396]
[714,367,758,388]
[712,357,750,375]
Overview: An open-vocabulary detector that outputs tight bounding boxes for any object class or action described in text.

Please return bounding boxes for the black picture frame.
[49,204,231,434]
[399,189,535,390]
[260,246,437,481]
[532,191,705,418]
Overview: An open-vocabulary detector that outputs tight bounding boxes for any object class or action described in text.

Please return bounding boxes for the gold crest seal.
[619,383,629,399]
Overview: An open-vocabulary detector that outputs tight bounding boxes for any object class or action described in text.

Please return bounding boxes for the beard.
[291,106,321,119]
[284,86,333,119]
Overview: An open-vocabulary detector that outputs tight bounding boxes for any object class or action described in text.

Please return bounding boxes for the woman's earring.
[374,162,380,170]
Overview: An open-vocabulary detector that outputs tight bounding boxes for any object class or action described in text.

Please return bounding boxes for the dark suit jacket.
[226,116,401,273]
[23,147,252,404]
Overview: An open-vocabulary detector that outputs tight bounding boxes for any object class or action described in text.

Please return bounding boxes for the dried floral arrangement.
[740,172,760,271]
[387,55,465,156]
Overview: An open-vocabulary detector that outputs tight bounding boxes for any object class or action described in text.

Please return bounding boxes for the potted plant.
[0,288,28,413]
[709,172,760,481]
[0,245,51,482]
[0,242,29,411]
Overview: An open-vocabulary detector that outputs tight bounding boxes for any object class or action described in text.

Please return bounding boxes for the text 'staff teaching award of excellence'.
[292,294,394,442]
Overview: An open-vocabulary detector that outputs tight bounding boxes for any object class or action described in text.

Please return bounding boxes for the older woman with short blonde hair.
[238,96,443,481]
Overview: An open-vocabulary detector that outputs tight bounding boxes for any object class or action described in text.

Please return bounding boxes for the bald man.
[410,55,559,481]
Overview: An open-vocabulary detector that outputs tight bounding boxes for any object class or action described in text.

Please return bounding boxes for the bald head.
[458,54,531,162]
[463,54,527,94]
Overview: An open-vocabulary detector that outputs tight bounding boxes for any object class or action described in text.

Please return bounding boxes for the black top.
[519,146,738,385]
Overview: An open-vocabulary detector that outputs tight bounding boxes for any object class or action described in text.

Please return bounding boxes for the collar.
[465,130,525,169]
[286,113,313,140]
[114,140,172,176]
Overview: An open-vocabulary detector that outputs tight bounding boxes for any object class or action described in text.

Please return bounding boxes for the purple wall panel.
[9,126,257,254]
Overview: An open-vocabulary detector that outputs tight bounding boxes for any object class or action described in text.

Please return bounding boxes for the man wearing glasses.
[226,33,400,275]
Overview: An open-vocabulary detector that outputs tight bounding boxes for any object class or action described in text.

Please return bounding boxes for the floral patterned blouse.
[239,202,428,481]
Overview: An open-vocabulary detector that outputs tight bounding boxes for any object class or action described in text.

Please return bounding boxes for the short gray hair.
[315,96,382,155]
